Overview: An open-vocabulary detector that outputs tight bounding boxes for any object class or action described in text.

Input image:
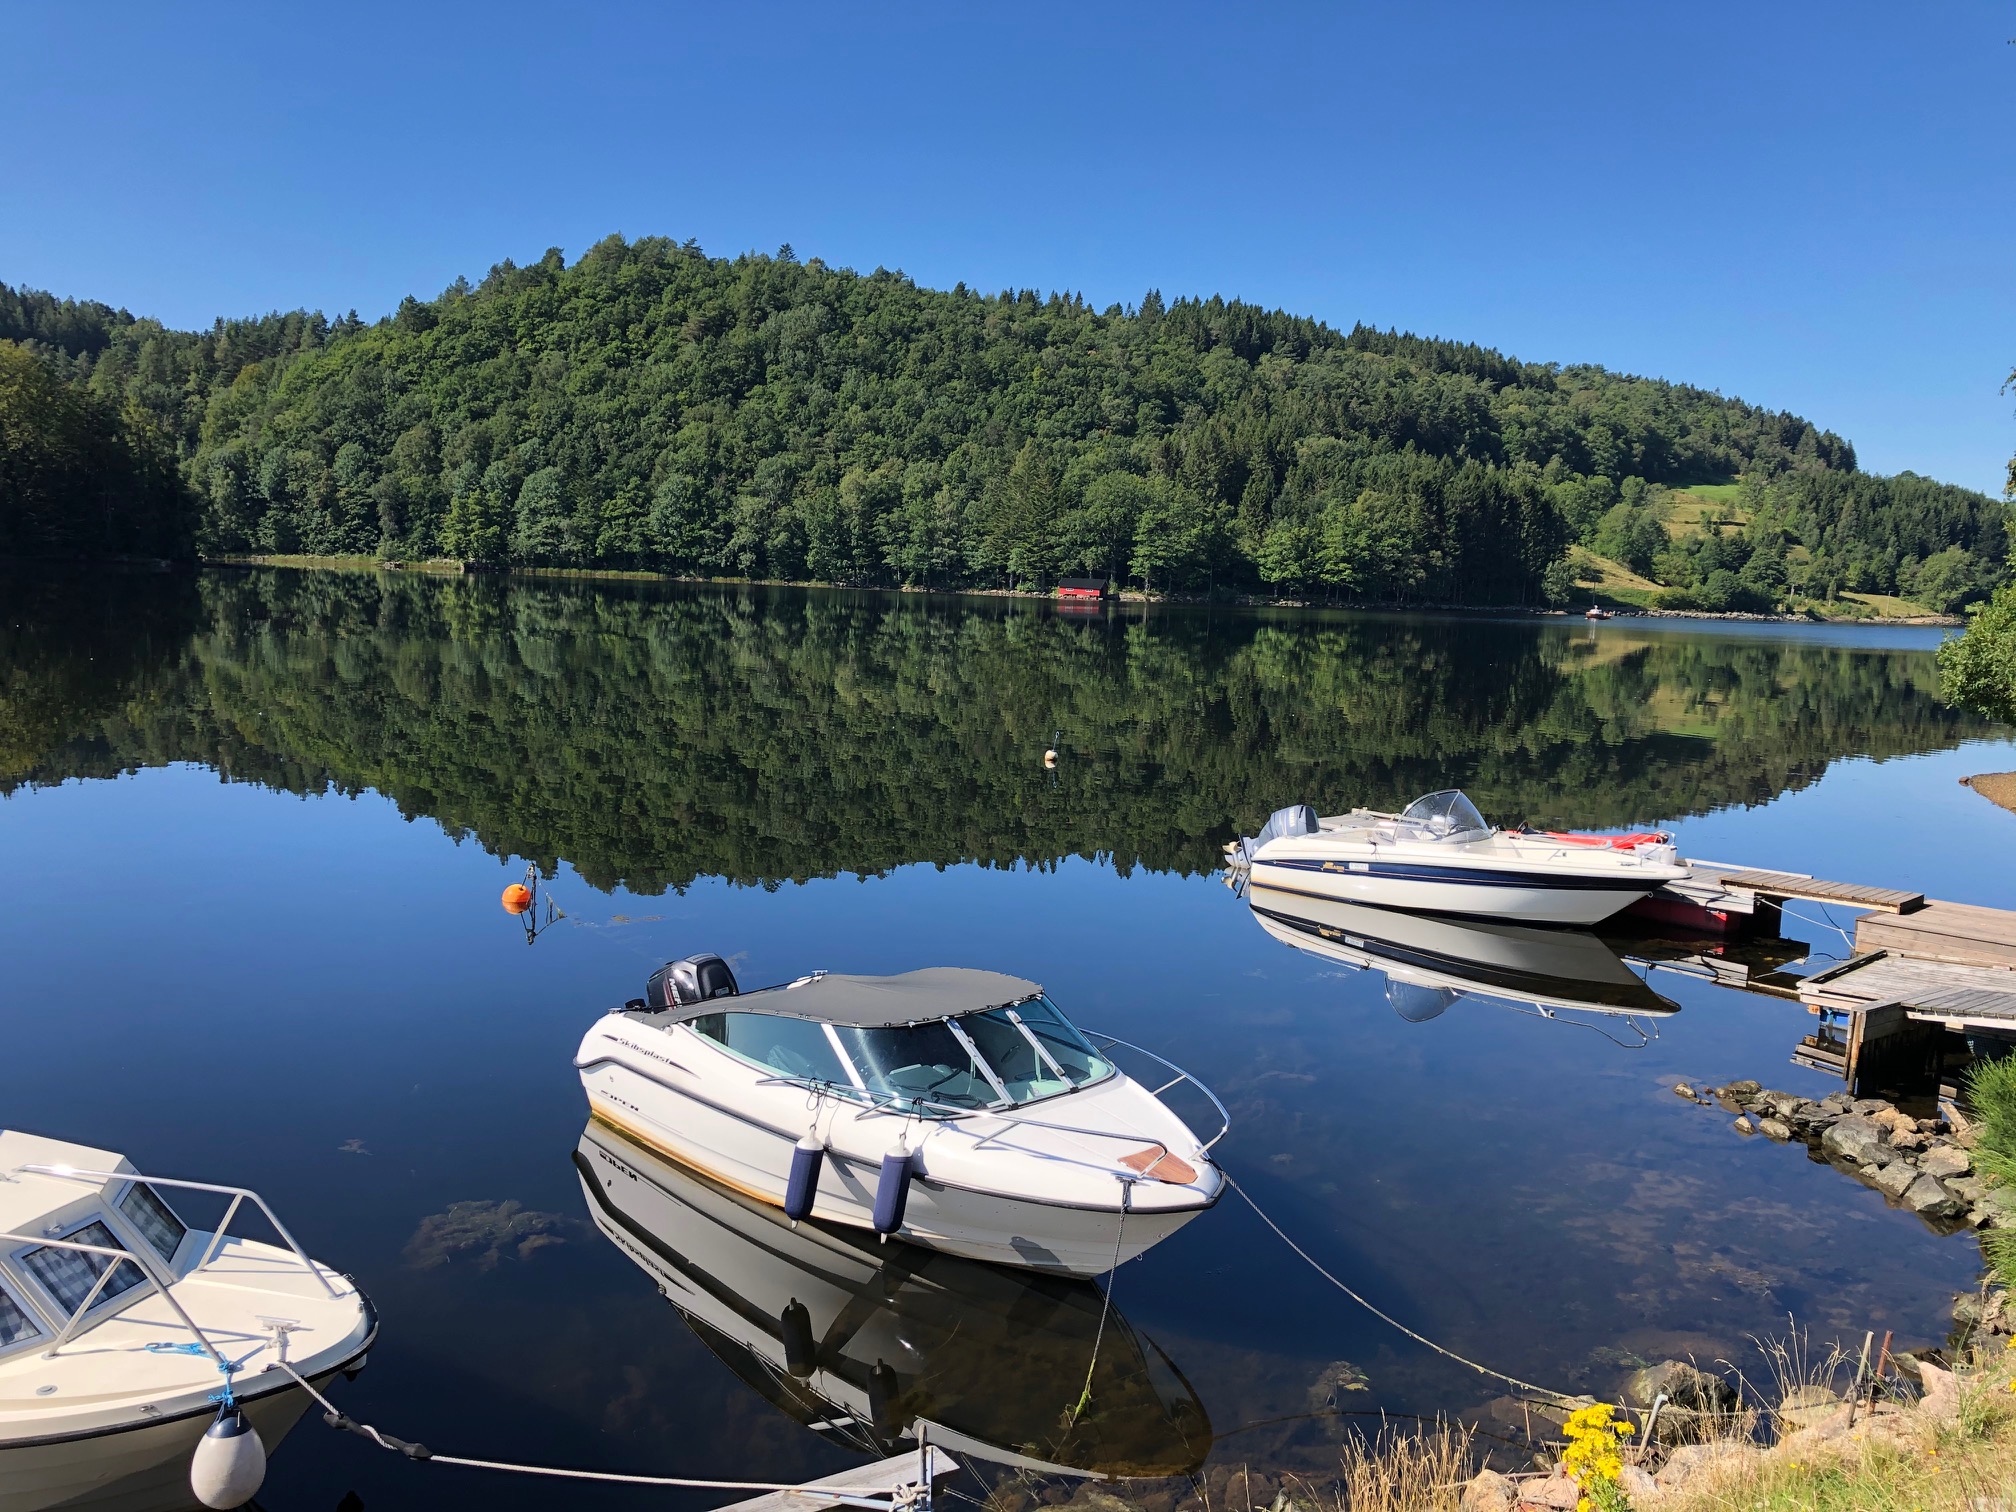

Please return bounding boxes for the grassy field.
[1664,484,1751,541]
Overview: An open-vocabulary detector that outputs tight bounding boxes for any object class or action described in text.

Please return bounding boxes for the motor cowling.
[645,954,739,1011]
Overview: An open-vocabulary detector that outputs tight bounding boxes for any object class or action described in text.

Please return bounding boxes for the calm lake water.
[3,568,2014,1510]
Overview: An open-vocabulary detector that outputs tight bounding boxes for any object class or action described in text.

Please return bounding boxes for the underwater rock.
[1622,1359,1737,1414]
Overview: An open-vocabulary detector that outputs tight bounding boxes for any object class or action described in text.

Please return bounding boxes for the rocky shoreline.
[1669,1077,2015,1233]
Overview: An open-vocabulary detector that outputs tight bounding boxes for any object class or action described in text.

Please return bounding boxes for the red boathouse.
[1056,577,1111,600]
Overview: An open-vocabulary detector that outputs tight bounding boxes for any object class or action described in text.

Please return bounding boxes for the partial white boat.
[1245,885,1679,1025]
[0,1130,374,1512]
[574,1118,1212,1476]
[1231,790,1690,926]
[575,961,1227,1277]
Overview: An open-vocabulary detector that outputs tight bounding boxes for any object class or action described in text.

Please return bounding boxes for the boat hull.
[0,1368,340,1512]
[580,1087,1204,1278]
[1247,860,1667,925]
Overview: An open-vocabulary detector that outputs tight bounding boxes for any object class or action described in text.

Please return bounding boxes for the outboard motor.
[644,954,740,1010]
[1237,803,1319,865]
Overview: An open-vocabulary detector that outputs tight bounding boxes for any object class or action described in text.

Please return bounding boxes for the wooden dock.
[1856,900,2016,969]
[1635,860,2016,1091]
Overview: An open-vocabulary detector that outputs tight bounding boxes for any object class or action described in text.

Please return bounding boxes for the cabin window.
[689,1012,850,1085]
[832,1021,1000,1111]
[119,1182,188,1262]
[0,1281,41,1349]
[18,1221,146,1316]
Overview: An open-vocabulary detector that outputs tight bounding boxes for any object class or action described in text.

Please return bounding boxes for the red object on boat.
[1541,830,1670,850]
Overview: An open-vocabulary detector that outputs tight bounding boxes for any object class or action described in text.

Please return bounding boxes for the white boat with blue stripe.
[1231,790,1691,927]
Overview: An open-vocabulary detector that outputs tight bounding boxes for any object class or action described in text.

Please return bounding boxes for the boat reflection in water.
[574,1119,1213,1478]
[1246,885,1679,1036]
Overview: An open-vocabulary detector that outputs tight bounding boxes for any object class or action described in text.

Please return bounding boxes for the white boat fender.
[190,1403,266,1510]
[784,1133,824,1223]
[872,1143,912,1235]
[781,1298,817,1378]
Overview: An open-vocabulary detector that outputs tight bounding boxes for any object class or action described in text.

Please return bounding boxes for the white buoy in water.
[190,1404,266,1510]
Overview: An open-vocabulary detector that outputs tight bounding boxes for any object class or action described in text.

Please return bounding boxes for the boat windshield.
[832,996,1114,1112]
[1398,789,1490,842]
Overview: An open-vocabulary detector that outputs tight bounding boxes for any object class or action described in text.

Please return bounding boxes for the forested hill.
[3,238,2008,608]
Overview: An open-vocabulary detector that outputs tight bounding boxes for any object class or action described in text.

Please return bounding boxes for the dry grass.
[1327,1421,1476,1512]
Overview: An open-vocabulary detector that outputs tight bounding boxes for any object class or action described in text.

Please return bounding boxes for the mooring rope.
[1068,1190,1130,1422]
[1226,1173,1578,1405]
[269,1360,925,1499]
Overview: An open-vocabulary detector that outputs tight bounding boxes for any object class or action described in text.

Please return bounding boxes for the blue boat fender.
[872,1145,912,1235]
[784,1134,824,1222]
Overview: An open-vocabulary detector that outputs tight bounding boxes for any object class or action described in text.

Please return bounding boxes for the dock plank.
[1706,869,1925,913]
[1857,902,2016,968]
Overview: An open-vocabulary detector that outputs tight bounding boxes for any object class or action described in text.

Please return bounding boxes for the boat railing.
[1082,1032,1232,1151]
[15,1164,340,1298]
[753,1042,1232,1157]
[0,1229,231,1367]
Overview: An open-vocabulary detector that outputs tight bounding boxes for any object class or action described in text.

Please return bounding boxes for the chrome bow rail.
[15,1164,340,1297]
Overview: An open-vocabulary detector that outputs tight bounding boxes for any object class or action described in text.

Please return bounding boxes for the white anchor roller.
[190,1403,267,1509]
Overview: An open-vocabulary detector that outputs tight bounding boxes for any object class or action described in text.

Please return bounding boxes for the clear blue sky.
[4,2,2010,493]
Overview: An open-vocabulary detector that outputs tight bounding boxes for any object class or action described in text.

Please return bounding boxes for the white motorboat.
[0,1130,374,1512]
[574,1118,1212,1477]
[1245,885,1679,1026]
[574,960,1227,1277]
[1231,789,1690,926]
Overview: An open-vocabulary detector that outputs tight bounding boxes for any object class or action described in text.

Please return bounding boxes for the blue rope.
[144,1341,238,1405]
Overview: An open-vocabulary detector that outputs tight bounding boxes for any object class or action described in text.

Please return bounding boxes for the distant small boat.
[1229,790,1690,926]
[576,961,1228,1276]
[0,1130,374,1512]
[1585,605,1613,620]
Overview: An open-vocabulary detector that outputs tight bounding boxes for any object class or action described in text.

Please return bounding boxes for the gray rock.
[1903,1174,1962,1217]
[1615,1465,1657,1502]
[1733,1115,1756,1135]
[1517,1474,1579,1511]
[1459,1470,1517,1512]
[1673,1081,1696,1099]
[1889,1127,1929,1153]
[1850,1098,1889,1116]
[1656,1442,1762,1490]
[1871,1161,1918,1200]
[1822,1116,1891,1167]
[1759,1091,1805,1121]
[1820,1092,1853,1112]
[1945,1174,1988,1203]
[1776,1383,1842,1430]
[1920,1144,1972,1180]
[1756,1116,1793,1141]
[1622,1359,1738,1414]
[1724,1079,1763,1099]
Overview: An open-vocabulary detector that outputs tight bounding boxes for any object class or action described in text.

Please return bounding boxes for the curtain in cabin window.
[119,1183,188,1262]
[19,1221,145,1315]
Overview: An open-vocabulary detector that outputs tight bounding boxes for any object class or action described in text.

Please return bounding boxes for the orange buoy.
[501,883,534,915]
